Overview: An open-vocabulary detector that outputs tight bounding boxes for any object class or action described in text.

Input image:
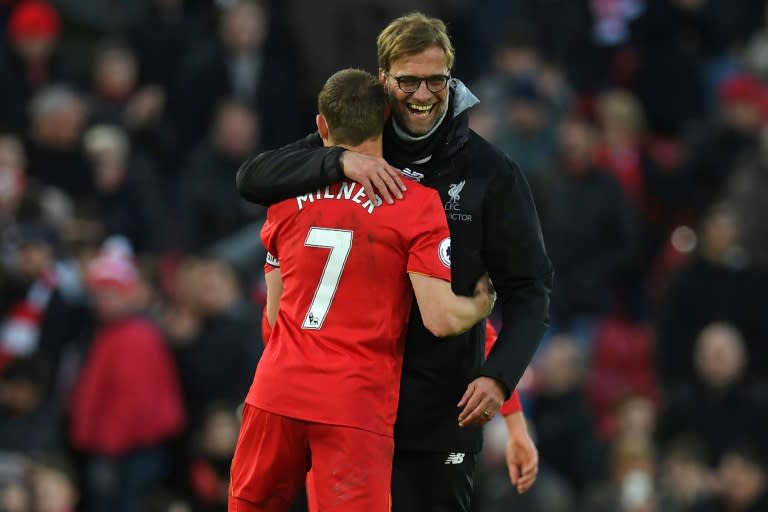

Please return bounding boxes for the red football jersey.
[246,179,452,436]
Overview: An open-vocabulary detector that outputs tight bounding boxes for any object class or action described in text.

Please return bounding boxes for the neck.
[328,138,382,157]
[393,88,452,142]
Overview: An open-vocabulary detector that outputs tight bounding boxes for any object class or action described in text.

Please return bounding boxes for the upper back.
[261,179,449,338]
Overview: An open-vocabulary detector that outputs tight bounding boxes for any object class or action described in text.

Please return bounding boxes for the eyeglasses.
[385,72,451,94]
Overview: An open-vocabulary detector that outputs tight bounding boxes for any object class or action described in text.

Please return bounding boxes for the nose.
[411,80,433,100]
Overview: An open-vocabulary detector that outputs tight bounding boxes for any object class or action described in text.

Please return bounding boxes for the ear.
[379,69,388,91]
[316,114,329,141]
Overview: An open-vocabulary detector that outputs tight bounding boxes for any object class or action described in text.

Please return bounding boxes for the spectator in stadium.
[69,237,185,512]
[185,402,239,512]
[164,256,262,431]
[690,445,768,512]
[655,204,768,388]
[179,99,263,251]
[87,41,176,179]
[27,454,79,512]
[656,439,715,511]
[537,115,635,349]
[0,355,60,454]
[724,125,768,273]
[23,85,94,202]
[681,73,764,221]
[82,123,164,253]
[0,221,86,370]
[527,334,605,503]
[229,68,496,512]
[235,12,552,510]
[656,322,768,467]
[0,0,63,134]
[171,0,300,152]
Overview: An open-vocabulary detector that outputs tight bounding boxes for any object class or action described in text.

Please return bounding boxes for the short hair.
[317,68,388,146]
[28,85,83,120]
[377,12,454,72]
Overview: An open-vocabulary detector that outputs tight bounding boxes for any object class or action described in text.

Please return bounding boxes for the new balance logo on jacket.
[444,452,465,464]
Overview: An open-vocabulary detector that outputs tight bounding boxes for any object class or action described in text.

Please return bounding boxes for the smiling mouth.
[407,103,435,116]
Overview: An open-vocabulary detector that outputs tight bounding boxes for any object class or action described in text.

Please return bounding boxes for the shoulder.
[117,316,164,341]
[400,179,442,206]
[464,130,522,180]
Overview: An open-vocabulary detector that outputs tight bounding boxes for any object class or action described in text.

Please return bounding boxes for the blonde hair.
[377,12,454,72]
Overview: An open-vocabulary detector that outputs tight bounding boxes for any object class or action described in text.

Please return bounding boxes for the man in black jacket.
[236,12,553,511]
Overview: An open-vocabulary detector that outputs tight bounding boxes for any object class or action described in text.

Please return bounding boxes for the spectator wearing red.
[69,236,185,512]
[0,0,63,134]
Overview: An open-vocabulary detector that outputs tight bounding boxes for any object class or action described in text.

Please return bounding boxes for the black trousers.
[391,450,478,512]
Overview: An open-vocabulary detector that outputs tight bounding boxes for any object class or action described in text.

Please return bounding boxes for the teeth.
[408,104,433,112]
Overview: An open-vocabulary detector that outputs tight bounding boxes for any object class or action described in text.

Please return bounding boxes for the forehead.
[388,46,449,75]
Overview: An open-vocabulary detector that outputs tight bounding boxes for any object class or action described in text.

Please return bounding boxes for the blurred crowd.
[0,0,767,511]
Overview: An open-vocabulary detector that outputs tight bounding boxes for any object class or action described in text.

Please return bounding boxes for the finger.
[517,466,539,491]
[370,173,395,204]
[457,382,475,408]
[508,463,520,485]
[517,471,537,493]
[522,458,538,476]
[459,399,493,426]
[367,175,393,204]
[385,165,407,191]
[458,392,483,423]
[376,168,404,200]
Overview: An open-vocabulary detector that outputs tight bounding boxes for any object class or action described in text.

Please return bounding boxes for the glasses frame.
[385,72,452,94]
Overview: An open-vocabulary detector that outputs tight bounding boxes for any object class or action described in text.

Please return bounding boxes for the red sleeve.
[406,188,452,281]
[260,207,281,261]
[261,308,272,343]
[263,250,280,274]
[485,322,523,416]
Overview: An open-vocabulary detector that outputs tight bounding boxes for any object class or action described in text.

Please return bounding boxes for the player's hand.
[505,412,539,494]
[457,376,505,428]
[473,273,496,317]
[339,151,406,205]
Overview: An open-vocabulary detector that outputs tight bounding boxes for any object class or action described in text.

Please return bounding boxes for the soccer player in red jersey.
[228,68,496,512]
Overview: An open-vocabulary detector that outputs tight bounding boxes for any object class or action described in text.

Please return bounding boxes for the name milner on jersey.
[296,182,382,214]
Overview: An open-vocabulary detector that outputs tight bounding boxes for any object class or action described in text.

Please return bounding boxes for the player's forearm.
[503,409,527,432]
[411,274,491,337]
[432,295,491,337]
[236,137,344,206]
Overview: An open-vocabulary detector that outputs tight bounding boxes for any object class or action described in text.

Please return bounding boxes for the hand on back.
[340,151,406,205]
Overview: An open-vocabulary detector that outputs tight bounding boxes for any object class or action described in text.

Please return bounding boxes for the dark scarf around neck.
[383,92,469,171]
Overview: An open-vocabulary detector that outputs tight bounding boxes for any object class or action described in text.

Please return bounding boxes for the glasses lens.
[397,77,420,93]
[427,76,448,92]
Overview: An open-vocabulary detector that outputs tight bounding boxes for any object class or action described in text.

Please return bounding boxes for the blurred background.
[0,0,767,511]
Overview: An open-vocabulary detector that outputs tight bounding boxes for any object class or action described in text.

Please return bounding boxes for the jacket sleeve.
[480,159,553,397]
[236,133,345,206]
[485,322,523,415]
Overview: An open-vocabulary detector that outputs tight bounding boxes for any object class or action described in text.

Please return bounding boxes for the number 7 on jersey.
[302,227,353,330]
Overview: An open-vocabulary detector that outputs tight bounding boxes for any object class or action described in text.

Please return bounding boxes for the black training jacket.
[236,129,553,453]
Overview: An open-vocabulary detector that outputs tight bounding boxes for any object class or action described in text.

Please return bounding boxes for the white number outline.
[302,227,353,329]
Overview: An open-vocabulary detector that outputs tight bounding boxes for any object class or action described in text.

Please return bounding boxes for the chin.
[402,118,436,137]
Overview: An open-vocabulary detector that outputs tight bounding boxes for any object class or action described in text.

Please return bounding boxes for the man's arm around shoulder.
[236,133,344,206]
